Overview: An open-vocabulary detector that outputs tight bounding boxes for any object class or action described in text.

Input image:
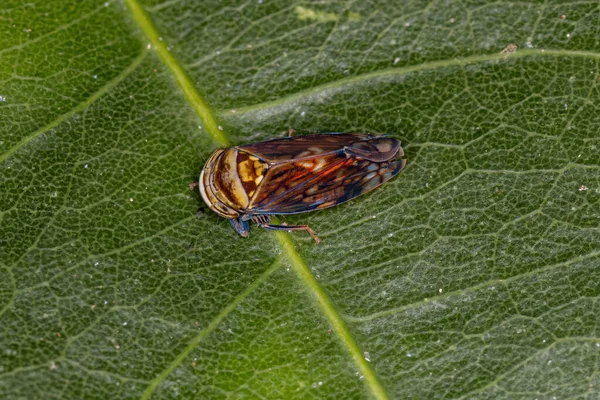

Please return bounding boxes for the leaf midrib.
[123,0,390,399]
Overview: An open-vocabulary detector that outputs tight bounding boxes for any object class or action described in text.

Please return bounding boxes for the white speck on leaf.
[364,351,371,362]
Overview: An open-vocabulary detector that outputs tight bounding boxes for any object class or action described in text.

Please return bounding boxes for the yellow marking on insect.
[253,159,266,178]
[238,155,266,183]
[238,159,255,181]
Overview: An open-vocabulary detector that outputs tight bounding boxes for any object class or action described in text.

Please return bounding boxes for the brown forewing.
[237,133,374,163]
[248,152,405,215]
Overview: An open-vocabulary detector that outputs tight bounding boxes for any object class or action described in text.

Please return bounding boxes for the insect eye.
[212,201,237,218]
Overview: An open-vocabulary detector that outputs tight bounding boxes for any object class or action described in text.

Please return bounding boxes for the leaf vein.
[139,258,282,400]
[345,249,600,322]
[222,49,600,116]
[0,50,147,164]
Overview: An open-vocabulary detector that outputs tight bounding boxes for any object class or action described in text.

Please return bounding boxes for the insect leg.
[229,218,250,237]
[287,128,296,137]
[253,215,320,244]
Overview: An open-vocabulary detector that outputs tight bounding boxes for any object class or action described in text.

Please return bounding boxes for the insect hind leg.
[252,215,320,244]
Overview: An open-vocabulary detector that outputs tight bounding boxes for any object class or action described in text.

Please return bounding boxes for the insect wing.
[238,133,373,162]
[247,138,405,215]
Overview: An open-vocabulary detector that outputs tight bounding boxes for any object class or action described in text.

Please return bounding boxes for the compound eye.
[213,201,237,218]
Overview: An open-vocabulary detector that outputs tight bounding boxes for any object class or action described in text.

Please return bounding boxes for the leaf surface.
[1,0,600,399]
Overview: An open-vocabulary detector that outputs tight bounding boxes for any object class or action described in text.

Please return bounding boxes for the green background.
[1,0,600,398]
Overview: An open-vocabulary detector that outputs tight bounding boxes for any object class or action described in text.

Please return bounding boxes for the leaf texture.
[1,0,600,399]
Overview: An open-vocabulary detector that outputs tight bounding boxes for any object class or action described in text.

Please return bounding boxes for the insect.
[199,132,406,244]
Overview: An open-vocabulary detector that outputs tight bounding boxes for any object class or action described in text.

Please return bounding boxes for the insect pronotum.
[199,132,406,244]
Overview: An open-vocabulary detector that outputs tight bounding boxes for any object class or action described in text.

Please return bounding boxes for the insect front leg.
[252,215,320,244]
[229,217,250,238]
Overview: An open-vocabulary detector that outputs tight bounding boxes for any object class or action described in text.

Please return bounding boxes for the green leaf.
[1,0,600,398]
